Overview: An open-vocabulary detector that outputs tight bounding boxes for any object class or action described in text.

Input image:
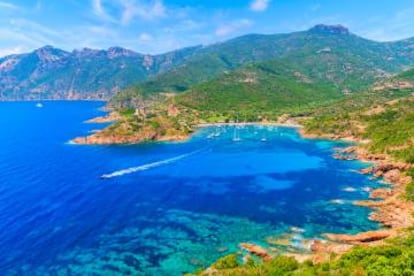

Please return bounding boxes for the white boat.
[36,103,43,108]
[233,115,241,142]
[214,127,221,137]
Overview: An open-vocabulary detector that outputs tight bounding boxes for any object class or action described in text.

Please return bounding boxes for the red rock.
[324,230,392,243]
[240,243,272,262]
[370,188,393,199]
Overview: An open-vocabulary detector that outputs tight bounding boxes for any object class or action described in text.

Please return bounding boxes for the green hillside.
[175,60,341,115]
[183,69,414,276]
[115,24,414,102]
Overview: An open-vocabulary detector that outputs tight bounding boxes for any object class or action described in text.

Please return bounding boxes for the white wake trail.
[101,150,201,179]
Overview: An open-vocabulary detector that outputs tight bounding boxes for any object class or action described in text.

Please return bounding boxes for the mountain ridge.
[0,45,202,100]
[113,24,414,107]
[2,24,414,101]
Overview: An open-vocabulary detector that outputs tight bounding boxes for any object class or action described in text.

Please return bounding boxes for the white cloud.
[90,0,167,25]
[0,46,25,57]
[91,0,117,23]
[250,0,270,12]
[138,32,153,42]
[215,19,253,37]
[0,1,19,10]
[3,18,64,49]
[120,0,166,25]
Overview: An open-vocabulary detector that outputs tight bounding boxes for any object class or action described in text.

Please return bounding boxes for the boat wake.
[101,150,202,179]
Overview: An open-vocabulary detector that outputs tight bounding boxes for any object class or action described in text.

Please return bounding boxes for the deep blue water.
[0,101,384,275]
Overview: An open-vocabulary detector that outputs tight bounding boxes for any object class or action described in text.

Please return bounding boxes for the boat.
[36,103,43,108]
[213,127,221,137]
[233,115,241,142]
[233,128,241,142]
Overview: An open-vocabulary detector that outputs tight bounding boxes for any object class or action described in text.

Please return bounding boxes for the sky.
[1,0,414,57]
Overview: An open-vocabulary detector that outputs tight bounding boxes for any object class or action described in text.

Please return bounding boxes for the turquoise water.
[0,101,384,275]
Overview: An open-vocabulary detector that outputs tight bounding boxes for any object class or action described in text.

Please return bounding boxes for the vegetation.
[90,30,414,276]
[175,60,343,115]
[303,88,414,163]
[195,233,414,275]
[120,26,414,98]
[102,68,414,275]
[213,254,240,270]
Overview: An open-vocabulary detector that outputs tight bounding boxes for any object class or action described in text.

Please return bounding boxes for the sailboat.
[213,126,221,137]
[36,102,43,108]
[261,128,267,142]
[233,115,241,142]
[233,127,241,142]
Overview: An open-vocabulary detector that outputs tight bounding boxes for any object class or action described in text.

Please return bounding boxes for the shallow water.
[0,101,384,275]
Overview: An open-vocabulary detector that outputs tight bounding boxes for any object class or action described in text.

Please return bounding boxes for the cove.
[0,101,385,275]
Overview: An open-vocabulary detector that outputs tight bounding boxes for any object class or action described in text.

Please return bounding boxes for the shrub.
[213,254,240,269]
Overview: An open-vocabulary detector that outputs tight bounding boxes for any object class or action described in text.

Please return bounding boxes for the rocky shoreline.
[84,111,120,123]
[71,115,302,145]
[73,113,413,266]
[215,129,413,267]
[71,111,191,145]
[279,129,413,264]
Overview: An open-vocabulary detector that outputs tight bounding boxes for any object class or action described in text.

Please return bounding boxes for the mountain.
[122,24,414,100]
[174,60,343,115]
[3,24,414,101]
[0,45,201,100]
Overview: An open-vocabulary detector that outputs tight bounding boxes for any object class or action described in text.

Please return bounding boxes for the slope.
[121,24,414,99]
[0,45,201,100]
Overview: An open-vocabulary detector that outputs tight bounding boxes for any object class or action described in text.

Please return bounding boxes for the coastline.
[286,128,414,263]
[0,99,108,103]
[71,115,302,145]
[72,113,413,265]
[196,121,302,128]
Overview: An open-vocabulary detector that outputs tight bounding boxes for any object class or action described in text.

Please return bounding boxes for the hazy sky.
[1,0,414,56]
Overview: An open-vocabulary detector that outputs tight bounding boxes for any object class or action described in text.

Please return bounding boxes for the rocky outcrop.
[72,131,189,145]
[240,243,272,262]
[324,230,393,243]
[370,188,393,199]
[85,112,120,123]
[167,104,180,117]
[309,240,353,263]
[333,147,357,160]
[355,194,414,229]
[309,24,350,35]
[359,162,411,185]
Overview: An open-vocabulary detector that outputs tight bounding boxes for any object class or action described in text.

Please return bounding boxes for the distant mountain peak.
[34,45,68,61]
[37,45,56,51]
[107,47,138,58]
[309,24,350,35]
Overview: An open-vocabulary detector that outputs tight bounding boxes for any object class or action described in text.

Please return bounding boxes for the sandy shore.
[196,121,302,128]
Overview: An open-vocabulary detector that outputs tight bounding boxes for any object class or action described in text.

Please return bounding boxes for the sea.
[0,101,385,275]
